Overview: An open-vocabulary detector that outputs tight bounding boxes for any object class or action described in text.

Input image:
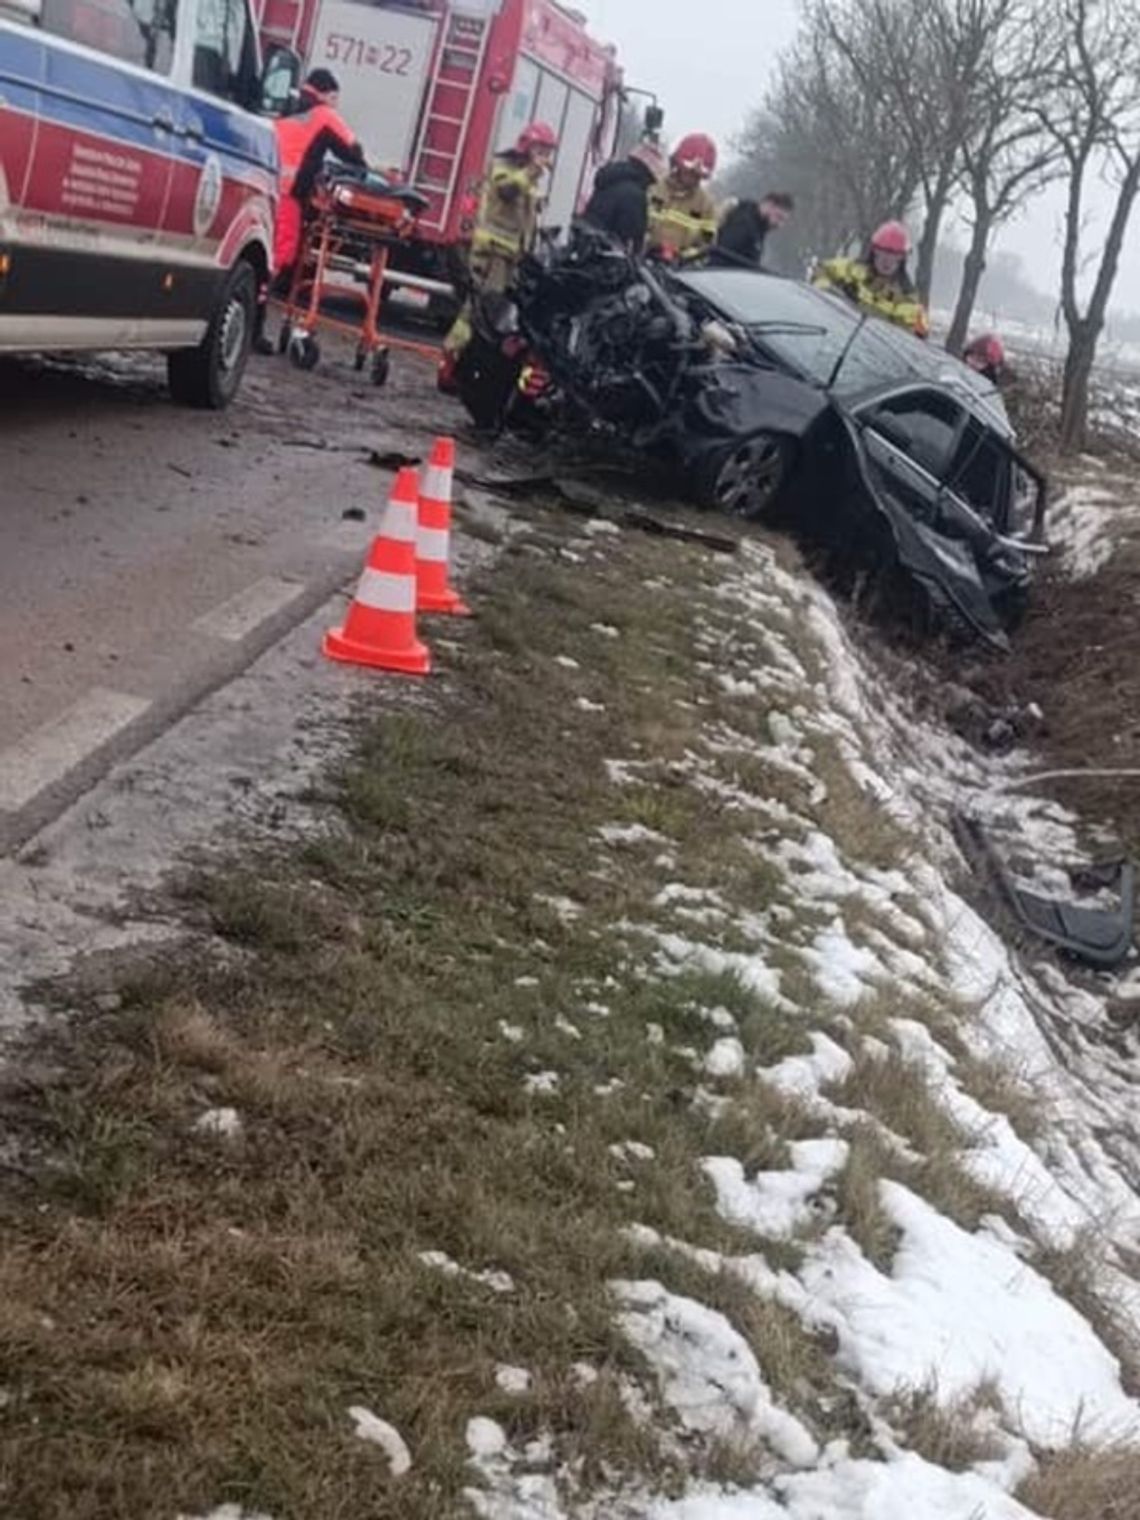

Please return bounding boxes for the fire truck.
[252,0,625,307]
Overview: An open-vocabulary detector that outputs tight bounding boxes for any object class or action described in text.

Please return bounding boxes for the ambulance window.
[40,0,176,73]
[193,0,258,104]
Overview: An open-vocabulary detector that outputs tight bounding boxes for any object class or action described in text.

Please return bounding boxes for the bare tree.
[945,4,1062,353]
[817,0,1020,302]
[1036,0,1140,451]
[726,5,921,272]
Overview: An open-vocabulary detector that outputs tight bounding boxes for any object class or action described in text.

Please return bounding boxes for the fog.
[580,0,1140,319]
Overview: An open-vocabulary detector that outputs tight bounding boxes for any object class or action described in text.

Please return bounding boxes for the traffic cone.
[323,466,431,675]
[416,436,471,616]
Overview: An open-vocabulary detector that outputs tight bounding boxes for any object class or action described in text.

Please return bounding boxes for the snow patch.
[417,1251,515,1296]
[612,1281,819,1467]
[703,1139,849,1240]
[348,1407,412,1476]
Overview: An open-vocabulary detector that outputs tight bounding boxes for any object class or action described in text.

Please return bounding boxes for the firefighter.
[647,133,719,261]
[256,69,365,352]
[438,121,559,392]
[813,221,930,339]
[713,191,795,269]
[963,332,1005,384]
[581,140,668,252]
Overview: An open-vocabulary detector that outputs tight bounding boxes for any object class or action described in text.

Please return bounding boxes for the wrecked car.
[456,229,1048,648]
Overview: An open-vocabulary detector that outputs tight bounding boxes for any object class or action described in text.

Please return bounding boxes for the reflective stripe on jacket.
[471,159,540,262]
[647,178,717,257]
[813,256,930,338]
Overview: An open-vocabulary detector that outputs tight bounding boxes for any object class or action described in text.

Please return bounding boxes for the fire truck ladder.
[414,9,493,231]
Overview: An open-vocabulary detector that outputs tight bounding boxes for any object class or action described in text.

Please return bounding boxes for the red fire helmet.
[870,220,911,255]
[670,132,717,178]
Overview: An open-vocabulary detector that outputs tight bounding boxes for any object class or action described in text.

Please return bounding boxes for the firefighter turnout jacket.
[647,176,718,260]
[813,256,930,339]
[469,153,542,286]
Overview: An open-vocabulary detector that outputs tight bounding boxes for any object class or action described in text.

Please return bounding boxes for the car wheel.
[167,261,256,410]
[693,431,792,520]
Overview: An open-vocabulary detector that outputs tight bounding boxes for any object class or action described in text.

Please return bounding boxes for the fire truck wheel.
[288,333,321,371]
[371,349,391,388]
[167,261,257,409]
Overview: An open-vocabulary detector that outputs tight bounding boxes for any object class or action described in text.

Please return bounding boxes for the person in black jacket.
[581,142,668,253]
[713,191,795,269]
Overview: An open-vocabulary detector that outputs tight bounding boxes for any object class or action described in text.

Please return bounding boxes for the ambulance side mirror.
[259,45,300,117]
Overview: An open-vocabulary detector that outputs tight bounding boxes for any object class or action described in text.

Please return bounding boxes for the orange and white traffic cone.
[416,436,471,617]
[323,466,431,675]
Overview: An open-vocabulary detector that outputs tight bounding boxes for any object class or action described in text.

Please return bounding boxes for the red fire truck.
[253,0,624,306]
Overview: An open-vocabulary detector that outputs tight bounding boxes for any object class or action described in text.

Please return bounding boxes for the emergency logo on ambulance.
[193,154,223,239]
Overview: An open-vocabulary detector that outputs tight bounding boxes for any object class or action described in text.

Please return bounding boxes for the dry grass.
[953,1051,1049,1145]
[1018,1442,1140,1518]
[885,1381,1006,1471]
[1034,1234,1140,1399]
[833,1127,902,1271]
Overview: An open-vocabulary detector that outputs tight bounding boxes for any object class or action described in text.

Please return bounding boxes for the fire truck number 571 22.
[323,34,413,75]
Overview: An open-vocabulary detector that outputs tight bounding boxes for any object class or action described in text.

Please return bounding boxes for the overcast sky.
[579,0,1140,318]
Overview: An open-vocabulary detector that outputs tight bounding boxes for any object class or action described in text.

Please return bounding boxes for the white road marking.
[0,689,150,812]
[192,576,307,642]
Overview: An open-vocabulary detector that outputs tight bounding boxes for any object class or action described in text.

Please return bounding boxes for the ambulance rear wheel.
[168,261,256,410]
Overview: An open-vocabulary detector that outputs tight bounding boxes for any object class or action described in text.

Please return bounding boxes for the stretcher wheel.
[371,349,391,388]
[353,344,368,372]
[288,332,321,371]
[276,323,291,356]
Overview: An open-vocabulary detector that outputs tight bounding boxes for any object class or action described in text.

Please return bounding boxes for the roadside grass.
[0,499,1132,1514]
[0,513,829,1517]
[1017,1442,1140,1518]
[884,1381,1006,1471]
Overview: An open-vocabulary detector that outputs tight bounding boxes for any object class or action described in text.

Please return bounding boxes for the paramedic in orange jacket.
[274,68,365,275]
[255,69,365,352]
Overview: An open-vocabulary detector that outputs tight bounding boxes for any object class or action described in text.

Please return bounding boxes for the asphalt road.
[0,333,463,853]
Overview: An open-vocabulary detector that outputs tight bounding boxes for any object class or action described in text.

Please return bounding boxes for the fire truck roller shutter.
[543,86,595,229]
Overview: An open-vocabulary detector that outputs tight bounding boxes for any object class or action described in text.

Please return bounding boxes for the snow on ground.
[613,1282,820,1467]
[348,1407,413,1475]
[1046,479,1133,578]
[702,1141,848,1240]
[789,1184,1140,1447]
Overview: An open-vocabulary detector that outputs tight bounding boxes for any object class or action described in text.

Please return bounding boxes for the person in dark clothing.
[713,191,794,269]
[581,142,667,253]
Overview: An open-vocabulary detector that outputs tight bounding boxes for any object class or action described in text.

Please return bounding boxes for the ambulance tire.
[168,261,257,410]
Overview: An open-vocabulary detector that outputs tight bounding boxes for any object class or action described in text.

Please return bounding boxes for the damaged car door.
[854,385,1036,646]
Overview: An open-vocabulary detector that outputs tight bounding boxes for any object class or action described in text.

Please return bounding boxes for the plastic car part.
[952,814,1136,970]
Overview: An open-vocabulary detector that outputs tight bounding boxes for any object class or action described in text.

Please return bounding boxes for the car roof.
[674,267,1012,437]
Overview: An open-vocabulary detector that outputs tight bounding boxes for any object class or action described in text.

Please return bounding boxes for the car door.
[857,386,967,523]
[22,0,180,314]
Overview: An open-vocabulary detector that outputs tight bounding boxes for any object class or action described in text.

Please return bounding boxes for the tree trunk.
[1059,324,1098,454]
[914,197,947,305]
[945,211,990,356]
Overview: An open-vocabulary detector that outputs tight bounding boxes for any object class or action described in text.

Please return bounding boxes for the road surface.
[0,337,461,853]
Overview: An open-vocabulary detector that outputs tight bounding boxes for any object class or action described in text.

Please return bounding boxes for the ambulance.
[0,0,298,405]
